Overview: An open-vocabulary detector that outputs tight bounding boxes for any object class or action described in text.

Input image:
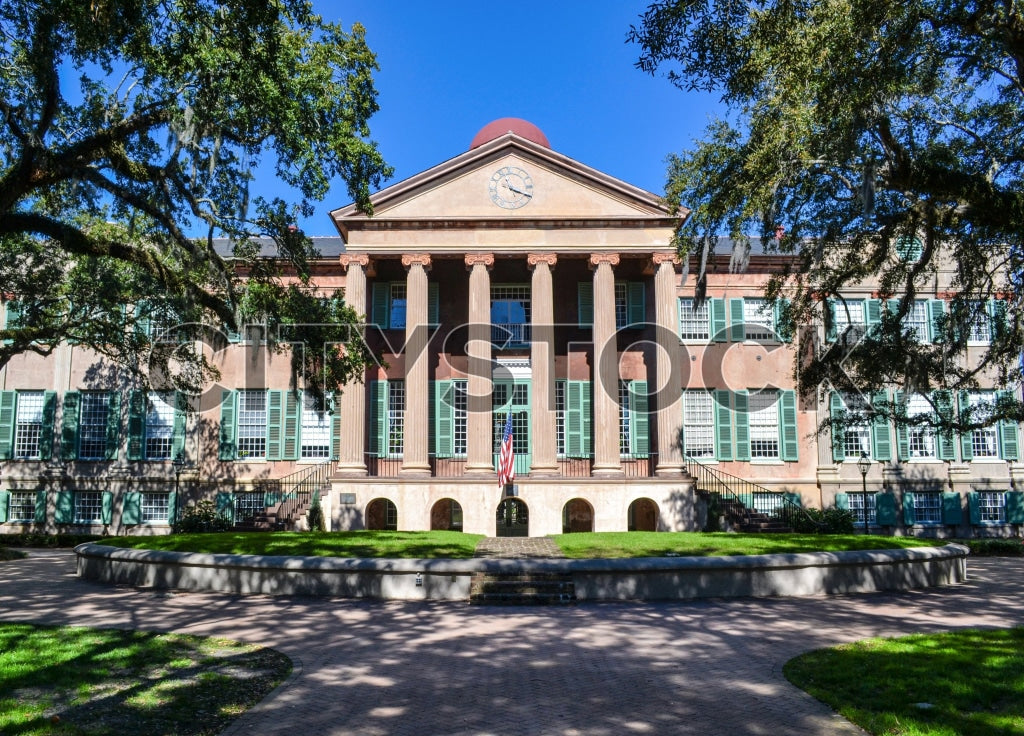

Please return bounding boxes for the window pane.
[237,390,267,459]
[9,491,35,521]
[79,393,110,460]
[452,380,468,457]
[916,492,942,524]
[907,394,935,459]
[141,492,170,522]
[968,392,998,457]
[840,393,871,459]
[679,299,710,341]
[748,391,779,459]
[387,381,405,456]
[978,491,1005,523]
[389,283,407,329]
[491,285,531,344]
[683,391,715,458]
[744,299,774,341]
[619,381,631,456]
[14,391,44,459]
[301,392,331,460]
[74,491,103,522]
[145,392,175,460]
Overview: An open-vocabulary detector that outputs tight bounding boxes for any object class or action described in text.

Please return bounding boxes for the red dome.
[470,118,550,149]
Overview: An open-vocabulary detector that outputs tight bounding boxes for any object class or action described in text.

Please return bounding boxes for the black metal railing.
[685,455,821,532]
[362,453,658,479]
[235,460,336,525]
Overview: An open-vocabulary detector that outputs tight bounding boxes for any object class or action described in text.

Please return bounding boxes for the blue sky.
[293,1,723,234]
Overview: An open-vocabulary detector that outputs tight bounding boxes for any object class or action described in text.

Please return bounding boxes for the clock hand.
[507,184,532,197]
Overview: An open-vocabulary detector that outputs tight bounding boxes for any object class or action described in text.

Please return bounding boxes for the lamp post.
[857,452,871,535]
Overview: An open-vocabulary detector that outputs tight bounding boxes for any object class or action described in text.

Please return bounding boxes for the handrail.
[685,455,822,532]
[237,460,336,526]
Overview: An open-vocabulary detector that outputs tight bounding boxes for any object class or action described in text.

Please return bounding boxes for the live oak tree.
[0,0,387,406]
[631,0,1024,436]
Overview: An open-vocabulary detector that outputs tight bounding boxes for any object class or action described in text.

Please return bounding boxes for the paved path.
[474,536,564,559]
[2,550,1023,736]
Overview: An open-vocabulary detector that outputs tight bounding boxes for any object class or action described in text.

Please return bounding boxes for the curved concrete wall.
[75,542,968,601]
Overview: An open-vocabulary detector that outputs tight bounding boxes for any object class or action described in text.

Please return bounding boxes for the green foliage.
[172,500,232,534]
[959,537,1024,557]
[0,533,104,548]
[631,0,1024,433]
[0,1,390,404]
[0,623,290,736]
[791,506,856,535]
[306,492,326,532]
[785,627,1024,736]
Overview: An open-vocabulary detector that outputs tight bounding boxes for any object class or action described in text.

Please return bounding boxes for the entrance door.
[492,381,531,477]
[496,498,529,537]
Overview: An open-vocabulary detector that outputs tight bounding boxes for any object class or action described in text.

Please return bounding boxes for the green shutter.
[435,381,454,458]
[171,392,186,461]
[39,391,55,461]
[566,381,583,457]
[835,493,849,510]
[825,299,837,342]
[283,390,300,461]
[369,380,387,456]
[218,390,236,461]
[968,492,981,525]
[581,381,592,456]
[0,491,8,522]
[959,390,974,461]
[876,492,898,526]
[104,392,121,461]
[927,299,946,343]
[371,282,390,328]
[101,492,113,524]
[714,389,733,461]
[630,381,649,457]
[1005,491,1024,524]
[871,391,892,460]
[0,391,14,460]
[710,298,727,342]
[122,492,142,525]
[903,492,916,526]
[54,491,74,524]
[729,298,745,342]
[2,300,22,344]
[127,391,146,461]
[61,391,80,461]
[865,299,882,332]
[779,390,798,461]
[627,282,645,325]
[830,392,846,462]
[215,491,235,524]
[134,300,151,338]
[577,282,594,327]
[894,391,910,462]
[428,282,440,325]
[942,493,963,525]
[167,492,179,524]
[774,299,792,342]
[733,390,750,461]
[935,390,956,460]
[997,391,1020,460]
[266,390,283,461]
[34,490,46,523]
[990,299,1008,341]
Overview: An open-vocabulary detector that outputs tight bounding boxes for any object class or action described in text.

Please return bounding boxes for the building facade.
[1,119,1021,537]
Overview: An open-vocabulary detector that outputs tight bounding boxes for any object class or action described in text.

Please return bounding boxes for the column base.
[399,464,432,477]
[654,463,685,477]
[528,463,560,478]
[334,463,368,478]
[464,463,496,476]
[591,464,624,477]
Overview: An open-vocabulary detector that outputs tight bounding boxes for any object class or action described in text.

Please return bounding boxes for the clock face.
[488,166,534,209]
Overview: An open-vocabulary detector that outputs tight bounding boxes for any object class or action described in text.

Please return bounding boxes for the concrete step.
[469,573,576,606]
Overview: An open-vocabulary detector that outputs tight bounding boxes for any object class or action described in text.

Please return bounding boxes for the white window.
[967,301,992,344]
[74,491,104,523]
[966,392,999,458]
[79,393,111,460]
[679,299,710,341]
[388,283,407,329]
[387,381,405,457]
[840,393,871,459]
[300,392,331,460]
[141,492,171,523]
[849,491,876,525]
[683,391,715,458]
[915,492,942,524]
[8,491,35,522]
[619,381,631,456]
[977,491,1005,523]
[833,300,865,336]
[145,392,175,460]
[906,394,936,459]
[905,300,929,342]
[491,285,531,344]
[236,390,267,459]
[744,299,774,341]
[555,381,567,457]
[14,391,44,459]
[748,391,780,459]
[451,380,468,457]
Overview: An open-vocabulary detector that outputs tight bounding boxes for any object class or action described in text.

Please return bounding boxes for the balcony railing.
[362,453,657,478]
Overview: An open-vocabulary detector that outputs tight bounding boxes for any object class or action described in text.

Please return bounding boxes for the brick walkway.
[473,536,564,558]
[2,550,1023,735]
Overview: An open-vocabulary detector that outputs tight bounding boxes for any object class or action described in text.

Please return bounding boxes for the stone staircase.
[469,572,576,605]
[720,498,793,533]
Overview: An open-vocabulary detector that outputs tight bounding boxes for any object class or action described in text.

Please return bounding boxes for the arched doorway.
[430,498,463,531]
[562,498,594,533]
[628,498,659,531]
[495,498,528,537]
[366,498,397,531]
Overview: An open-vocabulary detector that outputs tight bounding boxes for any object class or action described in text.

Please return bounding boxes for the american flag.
[498,412,515,488]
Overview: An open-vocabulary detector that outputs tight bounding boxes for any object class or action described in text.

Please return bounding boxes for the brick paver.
[2,549,1022,735]
[474,536,564,559]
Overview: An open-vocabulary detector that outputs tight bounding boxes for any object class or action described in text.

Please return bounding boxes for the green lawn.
[103,530,486,558]
[785,627,1024,736]
[95,530,945,559]
[0,623,290,736]
[551,531,941,559]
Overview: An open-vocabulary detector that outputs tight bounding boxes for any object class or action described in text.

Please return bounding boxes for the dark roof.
[210,236,345,259]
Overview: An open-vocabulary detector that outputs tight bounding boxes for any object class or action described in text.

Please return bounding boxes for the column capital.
[527,252,558,268]
[464,252,495,270]
[338,253,370,271]
[401,253,432,271]
[589,252,621,269]
[646,251,681,275]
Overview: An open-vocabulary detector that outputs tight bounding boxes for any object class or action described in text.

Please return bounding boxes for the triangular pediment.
[331,134,677,229]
